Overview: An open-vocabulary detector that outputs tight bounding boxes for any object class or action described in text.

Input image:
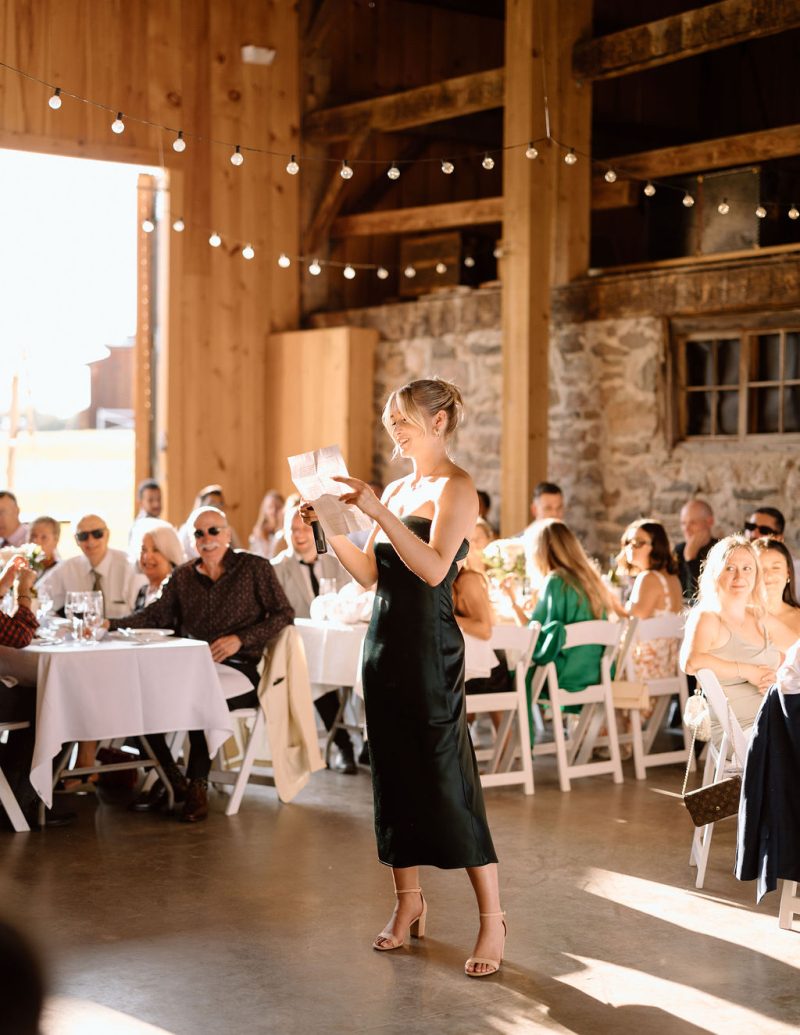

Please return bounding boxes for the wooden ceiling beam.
[574,0,800,82]
[303,131,371,254]
[304,67,504,142]
[304,0,338,57]
[331,197,502,237]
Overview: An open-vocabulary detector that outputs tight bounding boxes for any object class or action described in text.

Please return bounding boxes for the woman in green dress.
[303,378,504,978]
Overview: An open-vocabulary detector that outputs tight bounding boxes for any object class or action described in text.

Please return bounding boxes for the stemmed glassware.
[65,590,104,644]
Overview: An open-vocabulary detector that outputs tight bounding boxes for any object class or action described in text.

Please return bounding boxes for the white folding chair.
[0,721,30,832]
[623,614,694,781]
[779,880,800,931]
[531,620,624,792]
[469,622,540,796]
[689,668,750,889]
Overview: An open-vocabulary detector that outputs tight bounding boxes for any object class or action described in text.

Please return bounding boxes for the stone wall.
[312,284,800,559]
[311,286,504,522]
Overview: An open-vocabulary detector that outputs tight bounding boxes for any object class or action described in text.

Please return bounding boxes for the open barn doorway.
[0,148,165,559]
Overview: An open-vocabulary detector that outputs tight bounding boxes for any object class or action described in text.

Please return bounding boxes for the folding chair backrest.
[696,667,750,763]
[635,613,685,643]
[489,622,540,674]
[563,619,623,651]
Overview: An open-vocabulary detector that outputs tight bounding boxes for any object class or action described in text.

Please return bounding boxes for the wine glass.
[65,590,85,641]
[35,588,53,623]
[83,591,105,644]
[318,578,337,598]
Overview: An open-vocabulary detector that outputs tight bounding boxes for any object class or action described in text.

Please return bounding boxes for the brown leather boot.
[180,778,209,823]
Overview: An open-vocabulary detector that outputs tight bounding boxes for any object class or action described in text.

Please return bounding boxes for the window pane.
[786,333,800,380]
[717,390,739,435]
[753,333,781,382]
[749,387,780,433]
[785,387,800,433]
[687,391,712,435]
[717,339,740,385]
[686,341,714,387]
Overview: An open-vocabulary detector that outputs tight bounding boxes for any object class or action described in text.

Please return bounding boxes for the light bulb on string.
[286,154,299,175]
[278,253,291,268]
[481,153,495,170]
[789,204,800,220]
[376,266,389,280]
[172,130,186,153]
[242,244,255,260]
[604,168,617,183]
[682,192,695,208]
[343,264,356,280]
[111,112,125,134]
[230,145,244,166]
[464,255,476,268]
[718,198,730,215]
[755,205,767,219]
[209,232,222,248]
[493,245,504,259]
[441,159,454,175]
[435,262,447,274]
[643,181,656,197]
[525,142,538,160]
[404,265,417,278]
[387,163,400,180]
[340,160,353,180]
[172,218,185,232]
[141,219,155,233]
[48,88,62,110]
[308,259,322,276]
[564,149,577,166]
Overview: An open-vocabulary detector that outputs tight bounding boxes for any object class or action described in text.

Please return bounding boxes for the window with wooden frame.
[672,314,800,441]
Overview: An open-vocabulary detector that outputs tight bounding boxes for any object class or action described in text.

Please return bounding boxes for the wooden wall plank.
[331,197,502,237]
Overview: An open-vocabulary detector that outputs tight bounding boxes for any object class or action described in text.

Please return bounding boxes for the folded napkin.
[309,582,374,624]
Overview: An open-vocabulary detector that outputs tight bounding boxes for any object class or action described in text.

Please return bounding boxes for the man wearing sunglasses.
[108,506,294,822]
[39,513,146,618]
[743,506,785,543]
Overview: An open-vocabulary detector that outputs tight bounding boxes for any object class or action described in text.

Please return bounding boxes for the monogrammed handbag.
[681,693,742,827]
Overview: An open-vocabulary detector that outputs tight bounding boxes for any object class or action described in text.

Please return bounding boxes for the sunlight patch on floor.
[42,996,175,1035]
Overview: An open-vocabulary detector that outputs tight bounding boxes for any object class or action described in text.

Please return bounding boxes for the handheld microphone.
[311,520,327,554]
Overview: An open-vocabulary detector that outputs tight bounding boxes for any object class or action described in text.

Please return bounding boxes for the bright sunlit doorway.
[0,148,165,558]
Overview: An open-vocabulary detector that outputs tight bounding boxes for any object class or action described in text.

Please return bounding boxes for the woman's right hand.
[744,664,777,692]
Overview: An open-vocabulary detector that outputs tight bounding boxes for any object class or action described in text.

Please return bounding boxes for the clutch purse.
[611,679,650,710]
[683,775,742,827]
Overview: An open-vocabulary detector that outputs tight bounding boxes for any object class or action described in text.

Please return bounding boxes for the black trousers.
[144,688,259,782]
[0,685,38,814]
[315,689,354,755]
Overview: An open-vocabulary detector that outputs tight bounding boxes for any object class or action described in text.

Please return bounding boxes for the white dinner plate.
[119,628,175,638]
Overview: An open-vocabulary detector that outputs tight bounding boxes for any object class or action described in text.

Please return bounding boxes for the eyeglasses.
[194,526,227,539]
[744,522,779,537]
[75,529,106,542]
[624,538,651,549]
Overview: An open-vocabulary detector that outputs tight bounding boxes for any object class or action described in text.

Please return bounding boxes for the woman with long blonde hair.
[680,535,795,738]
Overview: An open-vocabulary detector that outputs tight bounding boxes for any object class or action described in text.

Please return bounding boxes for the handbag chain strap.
[681,688,741,799]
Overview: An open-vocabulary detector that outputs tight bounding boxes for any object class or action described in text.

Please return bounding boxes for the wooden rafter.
[331,197,502,237]
[574,0,800,82]
[304,0,338,57]
[303,131,371,254]
[304,68,504,142]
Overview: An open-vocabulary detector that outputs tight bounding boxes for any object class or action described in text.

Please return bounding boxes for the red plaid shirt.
[0,605,38,648]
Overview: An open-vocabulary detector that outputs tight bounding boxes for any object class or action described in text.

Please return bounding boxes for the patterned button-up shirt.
[0,605,37,649]
[109,549,294,664]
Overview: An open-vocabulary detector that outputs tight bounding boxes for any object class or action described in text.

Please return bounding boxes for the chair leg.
[779,880,799,931]
[0,768,29,832]
[225,711,265,816]
[516,688,534,796]
[550,690,571,793]
[603,695,624,784]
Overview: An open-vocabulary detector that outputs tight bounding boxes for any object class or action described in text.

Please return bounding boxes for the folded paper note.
[288,444,373,538]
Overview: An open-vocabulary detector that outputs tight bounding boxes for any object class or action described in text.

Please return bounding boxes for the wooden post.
[501,0,591,535]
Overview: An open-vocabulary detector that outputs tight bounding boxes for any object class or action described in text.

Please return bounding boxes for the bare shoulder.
[688,609,723,642]
[440,465,476,502]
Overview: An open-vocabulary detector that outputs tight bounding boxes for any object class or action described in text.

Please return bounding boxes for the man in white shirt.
[272,505,357,773]
[40,513,146,618]
[0,491,29,547]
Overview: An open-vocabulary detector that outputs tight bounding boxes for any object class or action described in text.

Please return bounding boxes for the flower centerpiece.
[482,538,526,582]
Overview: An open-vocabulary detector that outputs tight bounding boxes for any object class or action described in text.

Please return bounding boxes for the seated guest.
[180,484,242,558]
[752,537,800,641]
[0,558,71,828]
[0,490,28,548]
[128,479,165,556]
[271,504,357,773]
[249,490,285,560]
[39,513,146,617]
[743,505,785,543]
[524,481,564,535]
[618,519,683,680]
[113,506,294,821]
[522,520,618,724]
[132,519,185,609]
[28,516,61,576]
[680,536,796,744]
[674,498,717,604]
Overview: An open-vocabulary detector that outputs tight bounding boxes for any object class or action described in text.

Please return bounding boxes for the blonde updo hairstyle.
[382,377,464,459]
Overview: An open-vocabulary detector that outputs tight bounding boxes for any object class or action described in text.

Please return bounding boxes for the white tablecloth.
[294,618,496,701]
[0,637,234,807]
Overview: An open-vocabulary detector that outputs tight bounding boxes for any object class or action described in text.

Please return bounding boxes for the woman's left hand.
[0,555,26,597]
[333,476,383,520]
[210,634,242,663]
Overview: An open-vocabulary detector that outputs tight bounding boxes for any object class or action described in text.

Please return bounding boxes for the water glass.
[83,591,104,644]
[65,591,85,641]
[318,578,337,598]
[35,588,53,623]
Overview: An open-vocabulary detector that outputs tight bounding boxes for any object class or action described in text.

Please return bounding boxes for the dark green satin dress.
[363,516,498,869]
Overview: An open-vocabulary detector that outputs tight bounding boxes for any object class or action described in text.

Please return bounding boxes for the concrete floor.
[2,756,799,1035]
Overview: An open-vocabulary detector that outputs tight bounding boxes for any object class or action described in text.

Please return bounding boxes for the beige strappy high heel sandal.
[465,910,506,977]
[372,888,427,951]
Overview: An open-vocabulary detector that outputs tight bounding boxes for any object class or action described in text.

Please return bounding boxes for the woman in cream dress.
[681,536,796,739]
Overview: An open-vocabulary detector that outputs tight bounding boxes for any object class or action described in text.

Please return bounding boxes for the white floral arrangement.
[482,538,526,580]
[0,543,46,573]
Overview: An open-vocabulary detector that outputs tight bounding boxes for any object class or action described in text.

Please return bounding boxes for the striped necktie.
[91,569,105,603]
